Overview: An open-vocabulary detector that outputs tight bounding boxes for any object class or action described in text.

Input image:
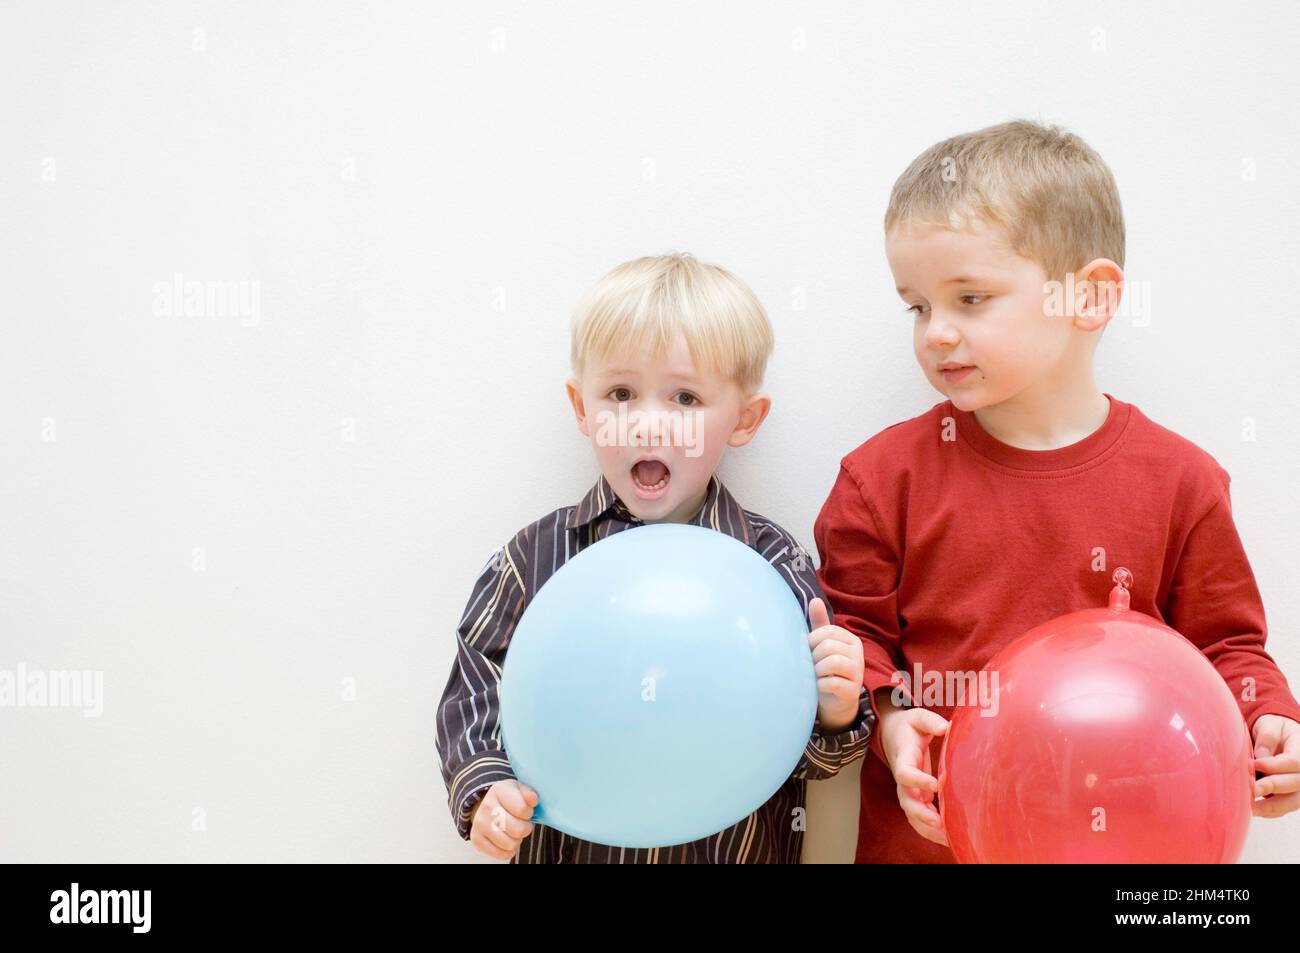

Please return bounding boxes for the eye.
[675,392,699,406]
[959,294,988,306]
[905,303,928,318]
[608,387,633,402]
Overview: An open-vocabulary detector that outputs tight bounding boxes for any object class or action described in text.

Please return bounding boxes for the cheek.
[980,301,1044,361]
[913,326,936,367]
[1010,310,1072,366]
[688,413,735,462]
[590,436,627,470]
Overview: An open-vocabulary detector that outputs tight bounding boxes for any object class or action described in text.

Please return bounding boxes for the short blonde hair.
[884,119,1125,280]
[570,253,774,394]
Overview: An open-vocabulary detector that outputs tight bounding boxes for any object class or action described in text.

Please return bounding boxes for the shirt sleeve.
[1165,482,1300,731]
[435,539,527,839]
[813,461,914,763]
[772,532,874,780]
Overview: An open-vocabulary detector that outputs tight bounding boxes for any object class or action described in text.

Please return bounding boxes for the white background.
[2,1,1297,863]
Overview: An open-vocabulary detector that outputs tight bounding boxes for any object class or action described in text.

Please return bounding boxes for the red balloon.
[938,569,1254,863]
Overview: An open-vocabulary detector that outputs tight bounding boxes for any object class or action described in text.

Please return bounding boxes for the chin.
[944,386,995,413]
[614,480,662,515]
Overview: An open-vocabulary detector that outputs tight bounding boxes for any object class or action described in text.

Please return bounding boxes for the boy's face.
[566,331,770,524]
[886,219,1079,413]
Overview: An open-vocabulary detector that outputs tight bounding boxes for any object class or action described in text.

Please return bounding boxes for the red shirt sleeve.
[1165,480,1300,731]
[814,462,913,762]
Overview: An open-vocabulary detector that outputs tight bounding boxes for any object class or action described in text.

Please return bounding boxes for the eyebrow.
[896,276,991,295]
[599,369,702,384]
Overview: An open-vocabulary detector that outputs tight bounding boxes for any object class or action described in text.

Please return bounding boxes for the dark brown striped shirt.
[436,473,873,863]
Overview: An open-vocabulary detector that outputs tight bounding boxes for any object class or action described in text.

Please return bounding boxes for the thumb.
[808,597,831,630]
[1253,717,1282,759]
[913,709,950,738]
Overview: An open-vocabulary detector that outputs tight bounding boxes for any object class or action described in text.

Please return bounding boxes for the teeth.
[633,473,669,490]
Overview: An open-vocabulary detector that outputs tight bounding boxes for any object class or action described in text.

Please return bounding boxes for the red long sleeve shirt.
[814,392,1300,864]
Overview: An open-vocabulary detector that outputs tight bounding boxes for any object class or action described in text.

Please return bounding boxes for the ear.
[1072,258,1124,332]
[565,378,590,437]
[728,392,772,448]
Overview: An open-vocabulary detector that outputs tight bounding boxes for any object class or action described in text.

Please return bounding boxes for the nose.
[923,309,960,350]
[628,401,668,447]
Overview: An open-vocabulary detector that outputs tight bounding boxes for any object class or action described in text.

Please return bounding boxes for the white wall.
[2,0,1297,863]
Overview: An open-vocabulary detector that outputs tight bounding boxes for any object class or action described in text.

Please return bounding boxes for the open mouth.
[630,457,671,499]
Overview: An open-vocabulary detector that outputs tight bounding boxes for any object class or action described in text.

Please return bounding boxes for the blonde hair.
[570,253,774,394]
[884,119,1125,280]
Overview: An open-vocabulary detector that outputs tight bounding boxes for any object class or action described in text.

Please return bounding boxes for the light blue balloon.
[499,523,818,848]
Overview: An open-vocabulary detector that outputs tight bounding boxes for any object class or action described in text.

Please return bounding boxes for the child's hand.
[876,689,950,846]
[468,780,538,859]
[1252,714,1300,818]
[807,598,865,732]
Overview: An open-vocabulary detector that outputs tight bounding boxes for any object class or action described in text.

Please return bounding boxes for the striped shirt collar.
[566,473,752,547]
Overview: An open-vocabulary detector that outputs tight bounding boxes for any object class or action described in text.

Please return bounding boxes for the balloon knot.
[1108,567,1133,611]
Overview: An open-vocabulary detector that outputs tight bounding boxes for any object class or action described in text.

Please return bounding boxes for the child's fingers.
[1253,722,1284,759]
[899,793,948,844]
[807,625,858,655]
[906,805,942,831]
[483,801,535,840]
[898,787,940,822]
[898,784,944,829]
[908,811,948,842]
[497,781,538,820]
[894,762,939,793]
[809,634,857,661]
[480,828,523,857]
[481,818,528,853]
[814,655,860,681]
[912,820,949,846]
[909,709,950,738]
[913,783,935,807]
[816,677,857,703]
[1253,752,1300,775]
[808,597,831,631]
[1255,771,1300,797]
[1252,790,1300,819]
[470,828,518,860]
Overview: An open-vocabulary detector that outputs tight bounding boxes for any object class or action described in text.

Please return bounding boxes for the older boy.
[816,119,1300,863]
